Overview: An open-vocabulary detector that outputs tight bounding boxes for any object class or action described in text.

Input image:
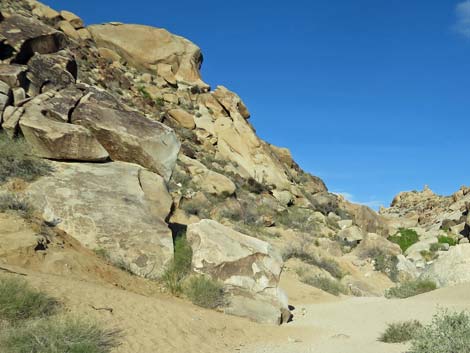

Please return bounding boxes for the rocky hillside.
[2,0,467,331]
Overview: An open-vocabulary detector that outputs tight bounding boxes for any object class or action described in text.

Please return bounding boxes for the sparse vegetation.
[1,317,121,353]
[162,235,193,295]
[283,244,344,279]
[388,228,419,252]
[241,177,270,194]
[0,277,58,324]
[373,251,399,282]
[410,309,470,353]
[155,97,165,107]
[0,133,52,184]
[299,274,347,296]
[0,192,34,218]
[276,207,320,233]
[437,235,457,247]
[0,277,120,353]
[180,198,211,218]
[137,85,151,100]
[379,320,422,343]
[385,279,437,299]
[184,276,225,309]
[420,249,438,262]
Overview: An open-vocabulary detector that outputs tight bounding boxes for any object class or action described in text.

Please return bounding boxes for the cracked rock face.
[187,219,286,324]
[27,161,174,278]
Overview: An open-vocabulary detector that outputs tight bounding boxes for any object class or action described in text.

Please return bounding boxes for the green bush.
[385,279,437,299]
[0,317,120,353]
[0,133,52,184]
[410,310,470,353]
[162,235,193,294]
[388,228,419,252]
[184,276,225,309]
[300,275,347,296]
[379,320,422,343]
[282,245,344,279]
[0,277,58,324]
[367,248,399,282]
[0,193,34,218]
[438,235,457,247]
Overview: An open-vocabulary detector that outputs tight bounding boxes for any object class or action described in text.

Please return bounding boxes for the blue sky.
[44,0,470,209]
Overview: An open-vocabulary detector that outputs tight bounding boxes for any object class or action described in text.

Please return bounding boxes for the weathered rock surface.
[72,88,180,181]
[27,161,174,278]
[213,86,250,119]
[26,50,77,95]
[19,109,109,161]
[88,23,209,89]
[420,244,470,287]
[187,219,286,324]
[167,109,195,129]
[0,13,67,63]
[180,154,236,196]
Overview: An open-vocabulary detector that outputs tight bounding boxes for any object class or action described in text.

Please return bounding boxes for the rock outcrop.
[88,23,209,90]
[27,161,174,278]
[187,220,287,324]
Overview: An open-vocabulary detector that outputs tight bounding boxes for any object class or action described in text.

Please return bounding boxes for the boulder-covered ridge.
[5,0,465,325]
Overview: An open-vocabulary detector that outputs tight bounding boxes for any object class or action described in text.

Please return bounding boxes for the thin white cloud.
[333,191,384,210]
[454,1,470,37]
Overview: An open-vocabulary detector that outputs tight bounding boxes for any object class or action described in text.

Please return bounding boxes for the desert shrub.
[409,309,470,353]
[0,133,52,184]
[162,235,193,294]
[0,277,58,324]
[363,247,399,282]
[385,279,437,299]
[241,177,270,194]
[276,207,320,233]
[379,320,422,343]
[300,275,347,296]
[184,276,225,309]
[282,244,344,279]
[180,198,210,218]
[388,228,419,252]
[168,168,193,194]
[155,97,165,107]
[0,193,34,218]
[0,317,120,353]
[429,243,447,253]
[420,250,438,262]
[438,235,457,246]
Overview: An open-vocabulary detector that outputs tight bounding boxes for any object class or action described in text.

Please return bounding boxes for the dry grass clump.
[184,276,225,309]
[379,320,422,343]
[0,133,52,184]
[385,279,437,299]
[0,276,120,353]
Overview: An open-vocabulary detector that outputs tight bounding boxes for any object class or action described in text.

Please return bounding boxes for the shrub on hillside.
[437,235,457,247]
[0,193,34,218]
[379,320,422,343]
[410,310,470,353]
[388,228,419,252]
[385,279,437,299]
[282,244,344,279]
[0,277,58,323]
[162,235,193,294]
[275,207,320,233]
[0,133,52,184]
[184,276,225,309]
[0,317,120,353]
[300,275,347,296]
